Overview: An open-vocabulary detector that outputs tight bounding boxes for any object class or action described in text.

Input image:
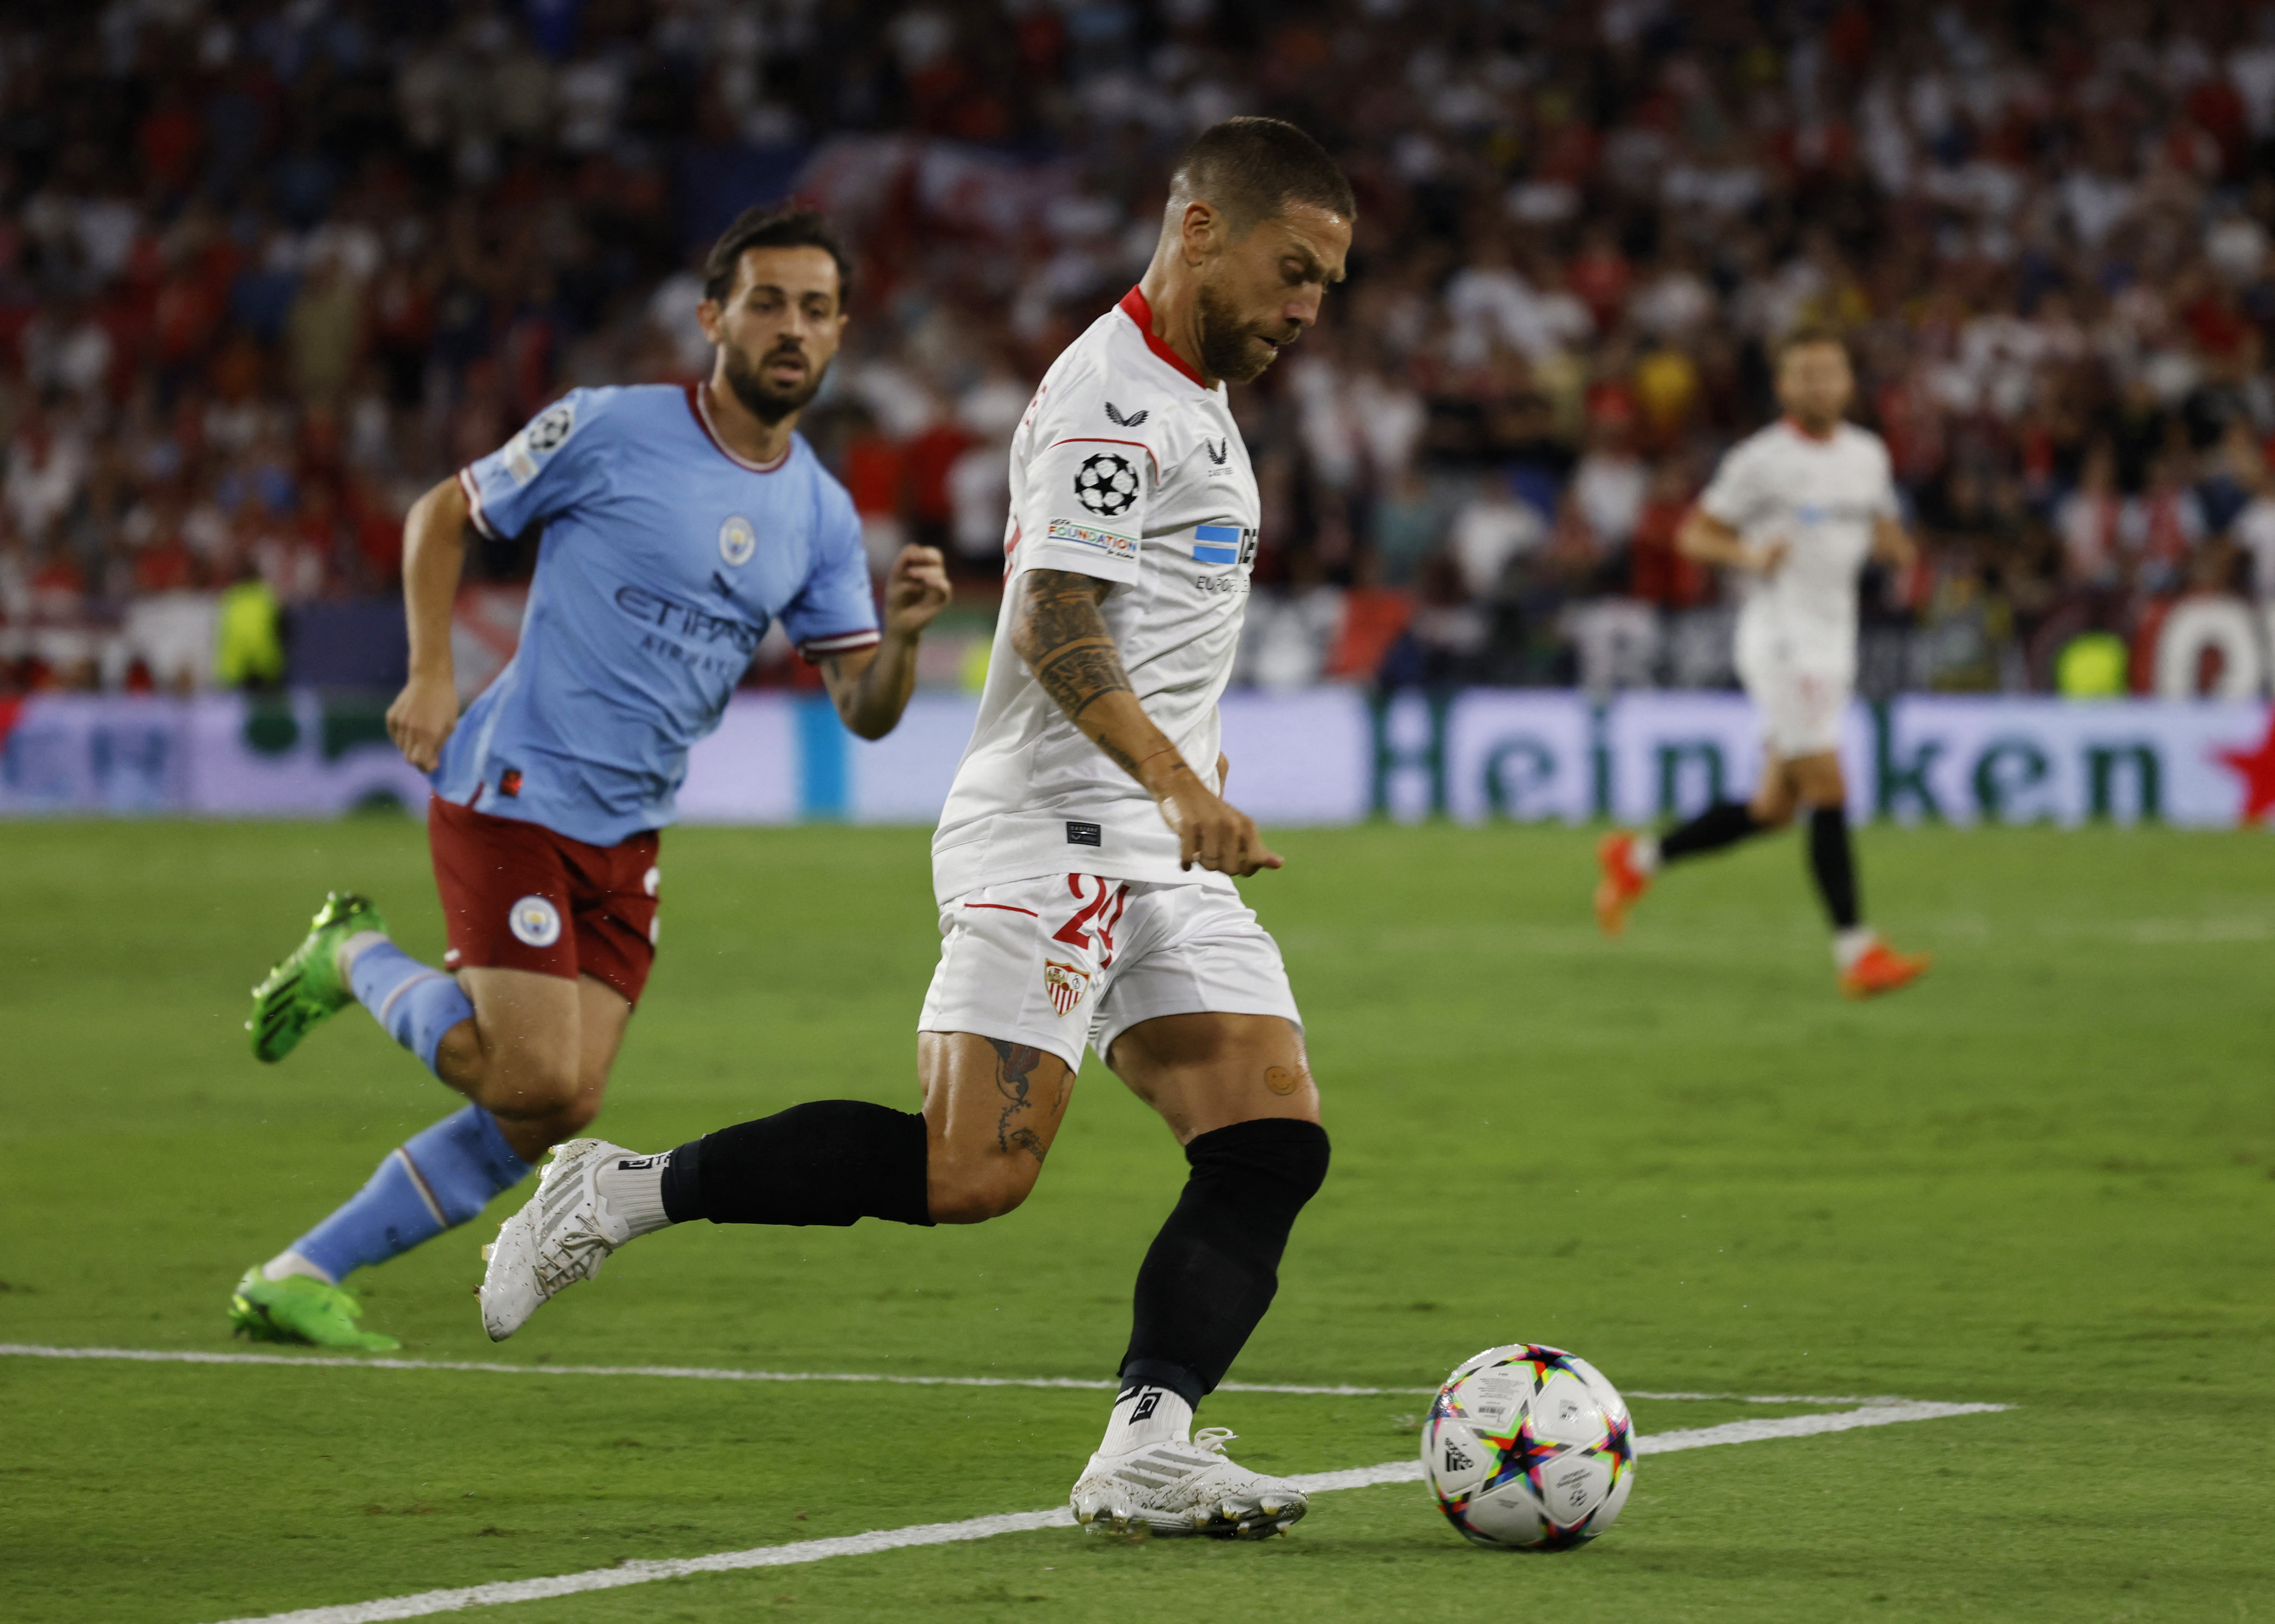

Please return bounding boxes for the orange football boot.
[1839,940,1932,1000]
[1594,832,1651,938]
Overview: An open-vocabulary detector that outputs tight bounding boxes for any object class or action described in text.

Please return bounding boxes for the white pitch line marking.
[0,1344,1893,1407]
[1635,1400,2009,1453]
[199,1401,2009,1624]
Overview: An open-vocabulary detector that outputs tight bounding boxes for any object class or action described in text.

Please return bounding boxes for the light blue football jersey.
[435,383,878,846]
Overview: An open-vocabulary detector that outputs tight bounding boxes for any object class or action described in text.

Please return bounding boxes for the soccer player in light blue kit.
[230,208,950,1349]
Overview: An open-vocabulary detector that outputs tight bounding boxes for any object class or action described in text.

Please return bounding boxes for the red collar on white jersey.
[1118,286,1210,391]
[1780,415,1839,444]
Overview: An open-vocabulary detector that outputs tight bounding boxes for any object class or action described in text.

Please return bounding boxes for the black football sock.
[1657,798,1767,864]
[659,1101,932,1227]
[1118,1118,1331,1406]
[1807,805,1862,930]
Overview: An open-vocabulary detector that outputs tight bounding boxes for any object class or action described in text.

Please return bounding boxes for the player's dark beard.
[721,338,828,424]
[1195,281,1297,385]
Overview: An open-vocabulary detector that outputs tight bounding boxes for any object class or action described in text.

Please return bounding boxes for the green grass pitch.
[2,816,2272,1622]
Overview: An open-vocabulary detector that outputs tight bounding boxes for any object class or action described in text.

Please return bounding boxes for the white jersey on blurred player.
[923,286,1296,1066]
[1697,418,1898,758]
[933,287,1258,901]
[1594,329,1926,998]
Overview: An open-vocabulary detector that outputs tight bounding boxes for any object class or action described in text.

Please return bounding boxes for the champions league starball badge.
[524,400,575,452]
[1074,453,1139,518]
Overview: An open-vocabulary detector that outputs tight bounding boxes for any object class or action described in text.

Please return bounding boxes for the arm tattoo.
[1017,570,1133,725]
[987,1038,1053,1163]
[1034,643,1132,726]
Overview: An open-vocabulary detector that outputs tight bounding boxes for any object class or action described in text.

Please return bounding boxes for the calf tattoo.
[988,1038,1054,1163]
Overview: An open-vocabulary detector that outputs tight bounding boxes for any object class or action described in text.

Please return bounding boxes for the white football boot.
[478,1138,640,1341]
[1069,1428,1308,1538]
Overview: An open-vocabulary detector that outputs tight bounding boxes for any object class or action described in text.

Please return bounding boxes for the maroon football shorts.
[427,795,661,1005]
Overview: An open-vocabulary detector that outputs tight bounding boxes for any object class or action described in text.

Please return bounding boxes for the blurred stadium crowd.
[5,0,2275,698]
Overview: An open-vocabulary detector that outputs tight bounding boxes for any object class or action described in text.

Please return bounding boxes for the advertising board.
[4,690,2271,829]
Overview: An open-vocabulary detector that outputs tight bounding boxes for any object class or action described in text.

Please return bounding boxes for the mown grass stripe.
[198,1402,2011,1624]
[0,1344,1901,1406]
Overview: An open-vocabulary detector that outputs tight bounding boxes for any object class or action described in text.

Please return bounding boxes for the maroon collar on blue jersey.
[685,381,793,473]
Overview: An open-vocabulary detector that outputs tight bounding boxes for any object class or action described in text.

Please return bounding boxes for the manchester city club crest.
[1042,958,1091,1018]
[507,894,563,949]
[718,515,756,567]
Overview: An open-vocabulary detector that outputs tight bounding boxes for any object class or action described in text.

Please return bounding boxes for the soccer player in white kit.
[1595,327,1932,999]
[475,119,1354,1538]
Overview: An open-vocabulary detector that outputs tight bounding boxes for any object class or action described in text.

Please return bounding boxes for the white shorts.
[1736,647,1853,759]
[918,872,1302,1072]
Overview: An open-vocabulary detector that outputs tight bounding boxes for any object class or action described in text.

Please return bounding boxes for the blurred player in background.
[476,118,1349,1539]
[1595,328,1931,1000]
[230,208,950,1351]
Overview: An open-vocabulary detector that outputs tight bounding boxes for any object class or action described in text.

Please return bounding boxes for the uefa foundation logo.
[1042,958,1091,1017]
[507,895,563,948]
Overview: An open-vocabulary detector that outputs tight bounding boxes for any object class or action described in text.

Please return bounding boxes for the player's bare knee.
[482,1051,583,1124]
[549,1086,604,1137]
[927,1155,1041,1224]
[928,1177,1033,1225]
[527,1057,582,1112]
[429,1017,483,1087]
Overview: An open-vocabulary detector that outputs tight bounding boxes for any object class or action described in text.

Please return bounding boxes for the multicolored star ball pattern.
[1421,1342,1637,1550]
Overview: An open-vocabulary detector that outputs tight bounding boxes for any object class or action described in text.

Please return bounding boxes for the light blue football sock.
[345,938,475,1076]
[292,1105,533,1282]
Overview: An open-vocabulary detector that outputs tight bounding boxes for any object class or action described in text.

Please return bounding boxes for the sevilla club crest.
[1042,959,1091,1018]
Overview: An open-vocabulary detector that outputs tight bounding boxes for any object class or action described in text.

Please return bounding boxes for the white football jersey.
[1698,418,1898,670]
[932,288,1260,905]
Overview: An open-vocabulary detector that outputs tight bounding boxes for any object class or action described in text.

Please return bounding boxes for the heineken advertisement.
[1318,690,2275,828]
[3,689,2272,828]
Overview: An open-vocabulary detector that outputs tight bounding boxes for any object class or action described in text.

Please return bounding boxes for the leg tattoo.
[988,1038,1054,1163]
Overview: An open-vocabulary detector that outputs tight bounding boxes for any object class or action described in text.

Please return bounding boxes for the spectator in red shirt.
[1567,226,1632,332]
[900,405,972,560]
[132,527,200,594]
[840,405,908,576]
[1628,460,1709,609]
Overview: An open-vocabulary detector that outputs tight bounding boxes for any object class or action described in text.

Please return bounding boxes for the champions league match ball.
[1421,1343,1637,1550]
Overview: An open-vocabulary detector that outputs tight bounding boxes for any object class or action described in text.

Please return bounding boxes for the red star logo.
[2214,710,2275,824]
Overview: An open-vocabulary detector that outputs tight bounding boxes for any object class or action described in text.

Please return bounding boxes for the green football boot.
[247,891,387,1063]
[229,1268,401,1353]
